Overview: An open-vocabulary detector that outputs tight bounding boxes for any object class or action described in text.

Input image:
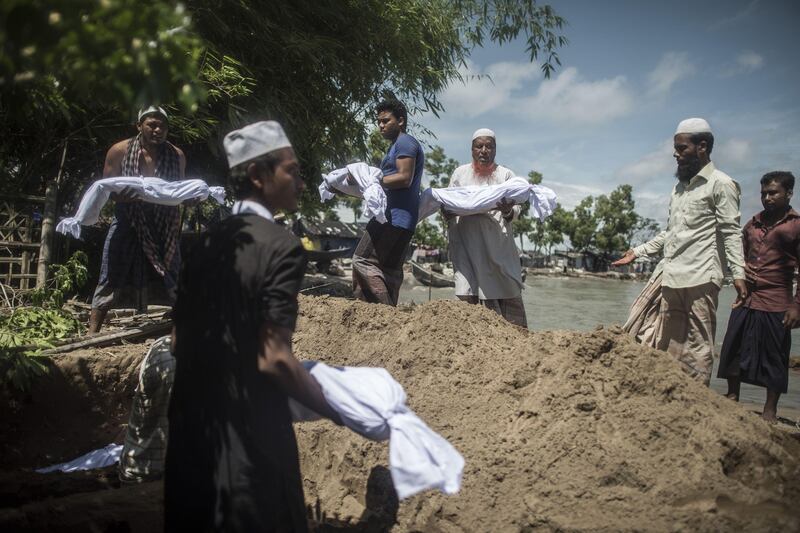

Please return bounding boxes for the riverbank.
[525,266,650,281]
[1,295,798,531]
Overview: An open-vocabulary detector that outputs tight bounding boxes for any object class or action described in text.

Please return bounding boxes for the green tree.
[594,184,640,257]
[3,0,567,215]
[564,196,597,252]
[425,145,459,188]
[421,145,460,248]
[528,203,567,258]
[1,0,206,197]
[631,217,661,247]
[412,220,447,250]
[512,170,545,251]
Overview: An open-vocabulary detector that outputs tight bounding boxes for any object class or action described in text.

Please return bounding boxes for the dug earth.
[1,296,798,531]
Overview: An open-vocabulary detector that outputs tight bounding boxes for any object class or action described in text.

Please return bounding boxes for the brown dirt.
[1,296,799,532]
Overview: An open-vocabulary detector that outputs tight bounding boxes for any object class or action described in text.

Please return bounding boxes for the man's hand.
[732,279,749,309]
[496,198,515,219]
[783,305,800,329]
[110,187,140,203]
[612,249,636,267]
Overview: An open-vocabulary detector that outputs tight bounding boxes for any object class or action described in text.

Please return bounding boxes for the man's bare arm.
[104,140,139,202]
[257,322,342,424]
[381,156,415,189]
[103,141,127,178]
[176,146,186,179]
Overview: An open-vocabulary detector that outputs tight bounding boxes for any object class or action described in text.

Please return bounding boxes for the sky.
[406,0,800,229]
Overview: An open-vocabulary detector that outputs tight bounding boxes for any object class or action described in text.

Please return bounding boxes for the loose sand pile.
[1,295,799,531]
[292,296,800,531]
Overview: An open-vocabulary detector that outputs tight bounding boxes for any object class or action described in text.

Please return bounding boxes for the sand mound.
[2,296,799,531]
[293,296,800,531]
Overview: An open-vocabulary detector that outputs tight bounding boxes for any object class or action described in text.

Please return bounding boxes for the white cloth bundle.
[418,176,558,221]
[36,443,123,473]
[319,163,387,224]
[291,361,464,500]
[56,177,227,239]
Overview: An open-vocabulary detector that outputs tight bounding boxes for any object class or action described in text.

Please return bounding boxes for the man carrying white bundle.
[444,128,527,328]
[614,118,748,385]
[165,121,342,532]
[88,106,192,333]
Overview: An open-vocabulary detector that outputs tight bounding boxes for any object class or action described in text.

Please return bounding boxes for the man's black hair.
[761,171,796,192]
[228,152,282,200]
[376,99,408,131]
[689,132,714,155]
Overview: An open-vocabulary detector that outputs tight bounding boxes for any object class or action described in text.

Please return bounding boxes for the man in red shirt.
[718,171,800,422]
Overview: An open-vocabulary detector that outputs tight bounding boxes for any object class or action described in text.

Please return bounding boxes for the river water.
[398,275,800,415]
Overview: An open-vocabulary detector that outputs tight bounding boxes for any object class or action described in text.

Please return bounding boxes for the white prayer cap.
[223,121,292,169]
[472,128,496,141]
[137,106,168,122]
[675,117,712,135]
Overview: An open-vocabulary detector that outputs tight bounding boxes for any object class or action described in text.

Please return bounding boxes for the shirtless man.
[87,106,189,333]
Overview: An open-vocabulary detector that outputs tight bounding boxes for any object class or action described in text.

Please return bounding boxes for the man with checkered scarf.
[87,106,189,333]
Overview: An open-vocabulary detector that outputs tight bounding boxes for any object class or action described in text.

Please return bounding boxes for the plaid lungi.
[469,296,528,329]
[352,219,413,306]
[623,269,663,348]
[92,204,180,311]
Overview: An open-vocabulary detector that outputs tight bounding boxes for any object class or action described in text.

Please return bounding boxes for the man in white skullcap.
[614,118,747,385]
[165,121,341,532]
[88,106,188,333]
[443,128,528,327]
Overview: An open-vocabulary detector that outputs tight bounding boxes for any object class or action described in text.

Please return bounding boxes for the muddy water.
[399,275,800,416]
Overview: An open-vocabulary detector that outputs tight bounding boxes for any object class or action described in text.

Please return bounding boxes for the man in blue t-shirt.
[352,99,424,305]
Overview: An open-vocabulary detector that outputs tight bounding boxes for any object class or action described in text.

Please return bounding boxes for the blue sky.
[409,0,800,228]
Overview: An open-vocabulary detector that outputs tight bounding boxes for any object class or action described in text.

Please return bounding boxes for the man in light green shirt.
[615,118,748,384]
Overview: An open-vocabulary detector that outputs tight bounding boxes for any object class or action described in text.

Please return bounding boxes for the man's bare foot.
[725,393,739,401]
[761,410,778,423]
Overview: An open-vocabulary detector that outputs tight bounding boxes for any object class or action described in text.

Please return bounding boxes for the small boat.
[410,260,455,288]
[305,247,353,263]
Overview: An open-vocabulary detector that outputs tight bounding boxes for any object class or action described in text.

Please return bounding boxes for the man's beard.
[472,160,496,177]
[675,155,703,181]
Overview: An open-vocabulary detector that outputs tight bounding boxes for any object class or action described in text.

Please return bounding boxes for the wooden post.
[37,141,67,288]
[36,179,57,288]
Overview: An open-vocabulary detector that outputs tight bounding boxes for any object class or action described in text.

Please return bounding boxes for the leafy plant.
[1,252,88,391]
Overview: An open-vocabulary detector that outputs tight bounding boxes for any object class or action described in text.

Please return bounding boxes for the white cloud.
[616,139,675,184]
[708,0,760,31]
[439,60,538,118]
[517,67,635,125]
[720,51,764,77]
[715,138,752,165]
[546,179,605,210]
[646,52,696,98]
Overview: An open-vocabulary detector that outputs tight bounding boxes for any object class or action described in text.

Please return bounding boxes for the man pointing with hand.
[614,118,747,385]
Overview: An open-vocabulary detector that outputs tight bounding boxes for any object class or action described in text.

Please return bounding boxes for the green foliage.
[564,196,597,252]
[29,251,89,308]
[631,217,661,247]
[412,220,447,250]
[0,252,88,391]
[594,184,639,255]
[425,145,459,188]
[512,170,546,251]
[1,0,204,112]
[528,203,567,256]
[2,0,567,224]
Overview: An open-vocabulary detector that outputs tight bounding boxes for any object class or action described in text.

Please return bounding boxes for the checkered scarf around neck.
[120,134,182,277]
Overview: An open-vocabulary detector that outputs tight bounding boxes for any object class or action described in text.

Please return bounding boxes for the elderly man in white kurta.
[444,128,527,328]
